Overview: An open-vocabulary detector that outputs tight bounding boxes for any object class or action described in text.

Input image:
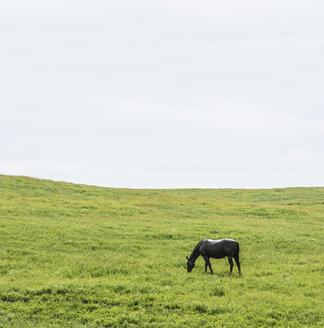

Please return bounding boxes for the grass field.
[0,175,323,327]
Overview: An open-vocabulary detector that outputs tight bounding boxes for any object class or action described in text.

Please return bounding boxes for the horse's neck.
[189,248,200,262]
[190,253,200,263]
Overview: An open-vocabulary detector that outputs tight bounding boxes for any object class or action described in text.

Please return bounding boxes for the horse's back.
[200,238,239,258]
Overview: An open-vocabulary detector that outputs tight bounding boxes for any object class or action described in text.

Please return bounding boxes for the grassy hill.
[0,175,323,327]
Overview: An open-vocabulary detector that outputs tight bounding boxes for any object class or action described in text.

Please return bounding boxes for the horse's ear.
[186,256,189,260]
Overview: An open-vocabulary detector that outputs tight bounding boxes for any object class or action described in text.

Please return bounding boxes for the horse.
[186,238,241,274]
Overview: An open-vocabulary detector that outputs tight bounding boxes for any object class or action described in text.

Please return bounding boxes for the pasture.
[0,175,323,327]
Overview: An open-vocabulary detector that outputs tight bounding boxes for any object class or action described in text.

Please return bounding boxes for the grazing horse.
[186,239,241,274]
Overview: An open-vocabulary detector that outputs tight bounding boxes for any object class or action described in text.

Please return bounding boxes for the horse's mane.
[189,240,204,260]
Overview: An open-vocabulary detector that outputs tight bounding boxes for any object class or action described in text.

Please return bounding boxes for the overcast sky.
[1,0,323,188]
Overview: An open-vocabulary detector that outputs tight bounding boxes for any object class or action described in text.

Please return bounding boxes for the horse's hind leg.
[234,254,241,275]
[228,257,234,274]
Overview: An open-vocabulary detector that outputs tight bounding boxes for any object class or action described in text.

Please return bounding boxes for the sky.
[1,0,324,188]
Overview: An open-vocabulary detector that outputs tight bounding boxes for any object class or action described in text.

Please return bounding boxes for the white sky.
[1,0,324,188]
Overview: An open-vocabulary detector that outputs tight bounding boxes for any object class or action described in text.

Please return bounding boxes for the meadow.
[0,175,323,327]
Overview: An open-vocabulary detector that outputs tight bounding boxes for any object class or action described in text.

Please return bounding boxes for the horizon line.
[1,174,323,191]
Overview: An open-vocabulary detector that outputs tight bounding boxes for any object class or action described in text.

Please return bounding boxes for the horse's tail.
[235,241,240,257]
[234,241,241,274]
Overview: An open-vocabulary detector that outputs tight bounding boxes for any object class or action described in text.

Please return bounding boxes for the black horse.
[186,239,241,274]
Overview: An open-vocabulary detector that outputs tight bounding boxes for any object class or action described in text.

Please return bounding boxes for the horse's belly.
[203,244,226,259]
[209,251,226,259]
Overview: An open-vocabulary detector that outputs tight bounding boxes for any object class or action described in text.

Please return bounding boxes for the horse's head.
[186,256,195,273]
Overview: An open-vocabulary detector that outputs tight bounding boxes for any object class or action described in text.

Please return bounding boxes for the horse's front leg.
[207,258,213,274]
[203,257,208,273]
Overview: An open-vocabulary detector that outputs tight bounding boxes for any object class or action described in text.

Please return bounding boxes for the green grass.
[0,175,323,327]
